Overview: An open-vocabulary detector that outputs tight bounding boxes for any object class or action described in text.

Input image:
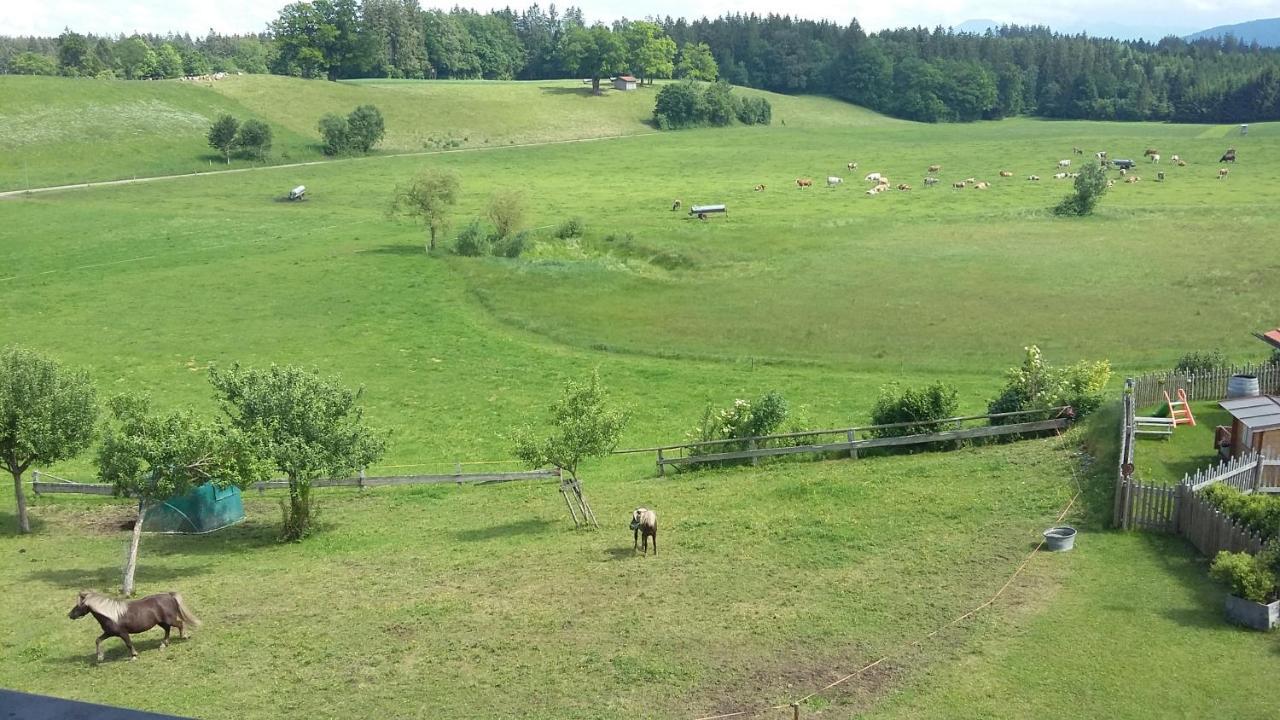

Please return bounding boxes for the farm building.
[1218,395,1280,459]
[613,75,638,91]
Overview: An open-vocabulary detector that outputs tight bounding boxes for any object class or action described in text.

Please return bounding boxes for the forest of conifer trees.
[5,3,1280,124]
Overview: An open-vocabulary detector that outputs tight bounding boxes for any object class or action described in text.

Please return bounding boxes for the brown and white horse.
[630,508,657,556]
[69,590,201,662]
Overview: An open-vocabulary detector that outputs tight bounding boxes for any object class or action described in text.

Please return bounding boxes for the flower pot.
[1224,595,1280,630]
[1226,374,1260,399]
[1043,526,1076,551]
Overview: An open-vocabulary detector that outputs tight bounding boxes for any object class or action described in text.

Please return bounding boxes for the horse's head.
[68,591,91,620]
[630,508,648,530]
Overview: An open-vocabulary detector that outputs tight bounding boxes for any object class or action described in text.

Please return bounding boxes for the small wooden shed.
[613,75,638,91]
[1219,395,1280,458]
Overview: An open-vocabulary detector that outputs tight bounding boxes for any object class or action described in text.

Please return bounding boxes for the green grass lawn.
[3,78,1280,717]
[1133,402,1227,484]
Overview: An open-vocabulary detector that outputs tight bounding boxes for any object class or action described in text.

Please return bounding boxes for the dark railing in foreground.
[31,468,561,497]
[613,407,1072,475]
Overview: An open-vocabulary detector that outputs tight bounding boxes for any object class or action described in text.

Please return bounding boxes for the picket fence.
[1128,362,1280,408]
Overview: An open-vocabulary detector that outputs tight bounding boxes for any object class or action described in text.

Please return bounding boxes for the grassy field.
[2,77,1279,717]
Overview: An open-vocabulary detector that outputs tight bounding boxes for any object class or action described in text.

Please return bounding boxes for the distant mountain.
[1186,17,1280,46]
[953,19,1000,34]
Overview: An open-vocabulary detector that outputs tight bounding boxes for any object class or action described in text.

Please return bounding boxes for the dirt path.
[0,131,657,200]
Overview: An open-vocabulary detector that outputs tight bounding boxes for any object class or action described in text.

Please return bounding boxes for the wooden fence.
[1129,362,1280,408]
[1113,381,1138,527]
[1179,488,1266,557]
[31,468,561,497]
[635,408,1072,475]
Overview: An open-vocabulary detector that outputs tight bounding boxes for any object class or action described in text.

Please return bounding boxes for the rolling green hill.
[0,75,892,191]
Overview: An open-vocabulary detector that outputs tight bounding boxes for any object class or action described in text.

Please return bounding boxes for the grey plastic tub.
[1043,526,1077,551]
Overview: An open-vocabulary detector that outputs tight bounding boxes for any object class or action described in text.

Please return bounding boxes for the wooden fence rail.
[656,416,1070,473]
[31,468,561,497]
[1179,489,1265,558]
[1129,362,1280,408]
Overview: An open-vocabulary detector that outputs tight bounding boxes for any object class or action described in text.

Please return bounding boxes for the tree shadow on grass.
[0,510,47,537]
[453,519,556,542]
[26,563,211,590]
[538,85,598,96]
[356,244,426,256]
[143,520,281,557]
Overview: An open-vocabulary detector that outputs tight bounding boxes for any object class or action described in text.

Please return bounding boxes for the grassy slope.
[0,75,886,190]
[2,79,1279,717]
[2,443,1075,720]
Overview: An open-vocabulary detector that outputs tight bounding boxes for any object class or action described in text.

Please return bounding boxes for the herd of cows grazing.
[780,145,1242,198]
[670,144,1242,215]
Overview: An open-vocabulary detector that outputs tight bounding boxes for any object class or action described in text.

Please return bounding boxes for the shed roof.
[1255,328,1280,350]
[1220,395,1280,433]
[616,75,637,82]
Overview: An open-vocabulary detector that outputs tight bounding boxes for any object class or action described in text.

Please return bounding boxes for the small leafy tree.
[701,81,737,126]
[0,347,99,534]
[318,113,350,155]
[390,169,460,252]
[207,114,240,164]
[487,190,526,239]
[235,119,272,161]
[653,81,703,129]
[988,345,1112,419]
[1174,350,1226,375]
[513,370,629,528]
[209,363,386,541]
[675,42,718,81]
[97,395,264,594]
[345,105,385,153]
[1053,164,1109,216]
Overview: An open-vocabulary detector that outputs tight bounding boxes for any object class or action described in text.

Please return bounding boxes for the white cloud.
[2,0,1276,37]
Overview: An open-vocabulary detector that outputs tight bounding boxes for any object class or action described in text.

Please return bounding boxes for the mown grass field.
[2,76,1279,718]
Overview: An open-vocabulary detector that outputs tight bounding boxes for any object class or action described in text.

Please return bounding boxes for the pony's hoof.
[129,656,138,662]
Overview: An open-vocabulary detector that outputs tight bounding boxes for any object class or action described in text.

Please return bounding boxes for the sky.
[3,0,1279,39]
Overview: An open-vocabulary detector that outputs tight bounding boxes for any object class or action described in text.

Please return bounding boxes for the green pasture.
[2,77,1279,717]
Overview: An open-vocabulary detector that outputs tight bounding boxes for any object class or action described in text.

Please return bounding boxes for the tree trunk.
[122,501,146,596]
[281,477,312,541]
[592,76,602,95]
[224,148,230,164]
[11,468,30,534]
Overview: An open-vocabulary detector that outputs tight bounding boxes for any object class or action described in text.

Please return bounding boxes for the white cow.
[827,176,843,187]
[864,172,883,183]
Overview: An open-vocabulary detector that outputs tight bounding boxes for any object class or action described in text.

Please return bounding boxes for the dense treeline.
[5,4,1280,123]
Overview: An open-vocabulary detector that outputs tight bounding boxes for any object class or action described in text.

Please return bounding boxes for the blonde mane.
[81,591,129,622]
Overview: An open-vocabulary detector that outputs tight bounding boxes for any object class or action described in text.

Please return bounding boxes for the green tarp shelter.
[142,483,245,534]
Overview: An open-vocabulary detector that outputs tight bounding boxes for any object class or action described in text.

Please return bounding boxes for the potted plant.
[1210,550,1280,630]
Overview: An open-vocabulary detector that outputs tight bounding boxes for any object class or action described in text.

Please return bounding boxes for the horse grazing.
[69,590,200,662]
[671,200,682,211]
[1220,148,1237,163]
[1144,148,1159,157]
[630,508,657,556]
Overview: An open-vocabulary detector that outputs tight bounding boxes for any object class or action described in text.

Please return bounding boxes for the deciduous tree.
[207,114,240,164]
[0,347,98,534]
[390,169,460,252]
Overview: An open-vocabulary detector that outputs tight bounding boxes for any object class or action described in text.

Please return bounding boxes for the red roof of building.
[1257,328,1280,350]
[616,75,637,82]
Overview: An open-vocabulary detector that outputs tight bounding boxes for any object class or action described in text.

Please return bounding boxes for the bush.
[701,81,737,126]
[1175,350,1227,375]
[653,81,703,129]
[555,217,586,239]
[1053,164,1110,216]
[1201,483,1280,538]
[234,119,272,161]
[318,113,350,155]
[346,104,385,153]
[451,220,491,257]
[492,230,529,258]
[687,391,790,460]
[870,382,960,438]
[1210,551,1278,603]
[487,190,526,239]
[987,345,1111,420]
[736,95,772,125]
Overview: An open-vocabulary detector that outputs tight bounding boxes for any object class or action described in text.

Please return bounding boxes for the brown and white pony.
[630,508,657,556]
[69,591,200,662]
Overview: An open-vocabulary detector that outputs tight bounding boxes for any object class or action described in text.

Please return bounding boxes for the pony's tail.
[171,592,202,628]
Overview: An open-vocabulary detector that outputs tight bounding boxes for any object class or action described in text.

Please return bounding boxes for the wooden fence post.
[31,469,40,496]
[847,430,857,459]
[1252,455,1265,493]
[357,468,366,492]
[657,448,665,477]
[749,438,758,467]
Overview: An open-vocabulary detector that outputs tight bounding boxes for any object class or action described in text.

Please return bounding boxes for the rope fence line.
[694,465,1084,720]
